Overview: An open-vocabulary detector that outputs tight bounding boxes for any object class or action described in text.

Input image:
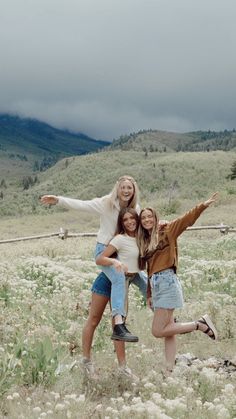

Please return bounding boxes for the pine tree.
[227,161,236,180]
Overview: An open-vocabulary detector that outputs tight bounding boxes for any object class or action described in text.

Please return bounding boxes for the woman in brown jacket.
[138,193,218,375]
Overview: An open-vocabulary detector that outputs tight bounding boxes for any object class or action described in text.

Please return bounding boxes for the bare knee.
[152,327,163,338]
[86,314,101,329]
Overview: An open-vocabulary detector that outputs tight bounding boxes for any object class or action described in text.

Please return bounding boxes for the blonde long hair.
[108,175,139,209]
[138,207,159,258]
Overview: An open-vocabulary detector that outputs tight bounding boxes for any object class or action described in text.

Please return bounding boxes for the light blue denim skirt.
[150,269,184,310]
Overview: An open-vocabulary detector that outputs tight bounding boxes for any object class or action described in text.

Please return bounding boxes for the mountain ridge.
[110,128,236,152]
[0,113,109,171]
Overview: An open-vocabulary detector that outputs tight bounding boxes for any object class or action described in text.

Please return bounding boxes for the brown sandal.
[196,314,218,340]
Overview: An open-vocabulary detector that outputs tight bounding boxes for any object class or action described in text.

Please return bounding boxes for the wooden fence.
[0,224,235,245]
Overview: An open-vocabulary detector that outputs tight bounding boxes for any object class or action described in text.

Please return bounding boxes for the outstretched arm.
[40,194,105,214]
[170,192,219,238]
[96,244,128,273]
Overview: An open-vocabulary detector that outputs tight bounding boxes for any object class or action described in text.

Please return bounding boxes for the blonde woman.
[138,193,218,375]
[41,176,146,348]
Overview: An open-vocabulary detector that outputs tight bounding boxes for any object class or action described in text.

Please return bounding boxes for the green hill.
[110,129,236,152]
[0,116,236,226]
[0,114,109,178]
[1,148,235,226]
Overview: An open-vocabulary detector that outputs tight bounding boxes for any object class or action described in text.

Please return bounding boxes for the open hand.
[40,195,58,205]
[204,192,219,207]
[112,260,128,273]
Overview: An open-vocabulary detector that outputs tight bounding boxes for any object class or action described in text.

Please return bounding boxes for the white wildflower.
[64,394,77,401]
[217,407,230,418]
[76,394,85,403]
[152,393,163,403]
[144,382,156,390]
[222,383,235,394]
[121,406,131,413]
[55,403,65,411]
[33,407,42,413]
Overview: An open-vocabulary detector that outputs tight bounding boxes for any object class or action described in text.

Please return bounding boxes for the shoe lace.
[122,324,131,334]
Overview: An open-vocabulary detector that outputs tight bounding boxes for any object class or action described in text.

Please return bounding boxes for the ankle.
[82,357,91,363]
[118,362,126,368]
[114,315,123,325]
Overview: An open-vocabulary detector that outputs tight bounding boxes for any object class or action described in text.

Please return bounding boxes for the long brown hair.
[115,207,139,236]
[138,207,159,258]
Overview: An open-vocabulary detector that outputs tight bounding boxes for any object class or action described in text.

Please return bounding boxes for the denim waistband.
[125,273,137,279]
[152,268,175,276]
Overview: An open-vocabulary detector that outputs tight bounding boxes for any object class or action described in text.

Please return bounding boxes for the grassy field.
[0,149,236,222]
[0,148,236,418]
[0,210,236,418]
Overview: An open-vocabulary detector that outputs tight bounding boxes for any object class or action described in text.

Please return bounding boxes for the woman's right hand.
[40,195,58,205]
[112,259,128,273]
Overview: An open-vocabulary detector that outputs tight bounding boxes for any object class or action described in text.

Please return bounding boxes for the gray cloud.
[1,0,236,140]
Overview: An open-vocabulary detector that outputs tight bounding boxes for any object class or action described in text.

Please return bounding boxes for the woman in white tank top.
[83,208,145,380]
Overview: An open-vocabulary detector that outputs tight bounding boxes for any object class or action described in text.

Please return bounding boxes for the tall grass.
[0,224,235,418]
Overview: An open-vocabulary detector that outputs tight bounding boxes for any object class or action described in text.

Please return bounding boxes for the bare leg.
[162,311,177,371]
[152,308,196,371]
[165,335,176,371]
[82,293,109,360]
[152,308,196,338]
[111,306,126,366]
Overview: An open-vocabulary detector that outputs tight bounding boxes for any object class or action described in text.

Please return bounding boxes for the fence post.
[220,223,230,235]
[59,228,68,240]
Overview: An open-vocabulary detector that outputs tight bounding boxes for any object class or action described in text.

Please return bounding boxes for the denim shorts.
[91,271,111,298]
[150,269,184,310]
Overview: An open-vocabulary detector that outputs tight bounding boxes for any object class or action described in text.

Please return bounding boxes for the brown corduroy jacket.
[146,203,208,298]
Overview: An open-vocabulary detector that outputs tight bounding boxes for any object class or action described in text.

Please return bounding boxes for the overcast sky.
[0,0,236,140]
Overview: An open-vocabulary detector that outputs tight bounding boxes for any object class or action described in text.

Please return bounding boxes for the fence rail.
[0,224,235,245]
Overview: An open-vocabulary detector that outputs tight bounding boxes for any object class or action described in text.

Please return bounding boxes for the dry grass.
[0,211,236,418]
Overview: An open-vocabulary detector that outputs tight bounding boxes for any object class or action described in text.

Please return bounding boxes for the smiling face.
[140,208,158,232]
[117,179,134,205]
[122,211,137,236]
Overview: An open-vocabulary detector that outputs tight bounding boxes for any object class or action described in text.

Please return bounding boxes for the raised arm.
[96,244,128,273]
[169,192,219,238]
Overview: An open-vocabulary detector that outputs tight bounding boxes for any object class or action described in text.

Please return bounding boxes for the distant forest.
[111,129,236,152]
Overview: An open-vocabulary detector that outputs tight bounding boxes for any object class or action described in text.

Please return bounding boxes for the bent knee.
[152,327,163,338]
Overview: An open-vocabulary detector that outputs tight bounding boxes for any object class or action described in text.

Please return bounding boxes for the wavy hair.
[138,207,159,259]
[108,175,139,209]
[115,207,139,236]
